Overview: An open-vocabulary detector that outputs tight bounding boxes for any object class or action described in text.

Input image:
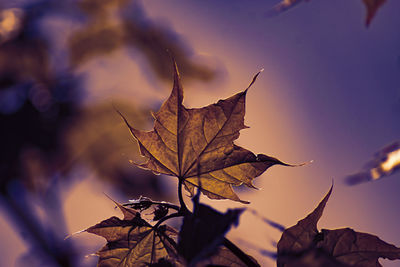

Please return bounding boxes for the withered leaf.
[363,0,387,27]
[277,186,400,266]
[119,62,289,203]
[86,202,180,267]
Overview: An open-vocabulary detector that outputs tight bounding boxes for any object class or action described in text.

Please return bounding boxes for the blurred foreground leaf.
[178,198,244,265]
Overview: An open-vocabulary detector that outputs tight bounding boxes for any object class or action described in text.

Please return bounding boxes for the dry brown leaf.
[119,62,290,203]
[86,203,180,267]
[277,186,400,266]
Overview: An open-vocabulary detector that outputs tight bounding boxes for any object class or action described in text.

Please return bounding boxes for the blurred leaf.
[69,0,217,82]
[65,101,168,199]
[267,0,306,15]
[118,62,290,203]
[268,0,388,27]
[277,186,400,266]
[345,141,400,186]
[122,16,216,83]
[69,25,124,66]
[77,0,128,18]
[0,3,82,193]
[86,202,180,266]
[178,199,244,265]
[363,0,387,27]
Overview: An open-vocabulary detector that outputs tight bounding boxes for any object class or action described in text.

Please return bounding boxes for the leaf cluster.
[83,62,400,267]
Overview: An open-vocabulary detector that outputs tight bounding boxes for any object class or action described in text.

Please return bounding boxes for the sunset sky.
[1,1,400,266]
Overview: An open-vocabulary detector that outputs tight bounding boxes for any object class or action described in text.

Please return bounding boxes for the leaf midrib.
[180,91,246,179]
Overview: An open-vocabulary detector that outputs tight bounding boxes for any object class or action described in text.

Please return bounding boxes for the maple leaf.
[86,202,180,267]
[363,0,387,27]
[118,62,290,203]
[277,185,400,266]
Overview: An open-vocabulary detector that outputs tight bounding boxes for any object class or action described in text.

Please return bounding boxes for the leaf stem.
[223,238,259,267]
[153,212,183,229]
[178,178,189,214]
[151,179,190,230]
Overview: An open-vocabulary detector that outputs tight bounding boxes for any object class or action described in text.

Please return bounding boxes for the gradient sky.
[1,1,400,266]
[141,1,400,266]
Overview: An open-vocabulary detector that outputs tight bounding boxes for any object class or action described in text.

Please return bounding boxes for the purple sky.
[1,1,399,266]
[142,0,400,265]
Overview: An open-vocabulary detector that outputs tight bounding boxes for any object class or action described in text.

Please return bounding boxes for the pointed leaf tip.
[172,58,180,77]
[245,71,263,91]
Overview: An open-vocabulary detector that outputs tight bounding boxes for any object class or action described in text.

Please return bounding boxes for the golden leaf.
[119,62,290,203]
